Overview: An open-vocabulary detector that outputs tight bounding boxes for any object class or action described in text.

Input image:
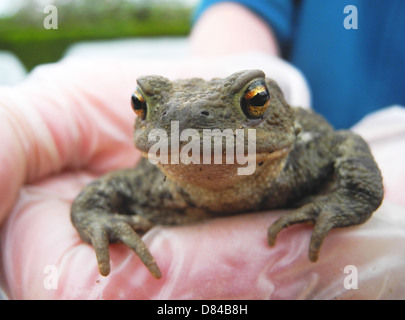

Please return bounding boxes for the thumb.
[0,58,138,224]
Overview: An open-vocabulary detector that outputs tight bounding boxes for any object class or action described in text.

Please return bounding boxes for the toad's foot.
[268,203,335,262]
[267,192,376,262]
[73,211,161,278]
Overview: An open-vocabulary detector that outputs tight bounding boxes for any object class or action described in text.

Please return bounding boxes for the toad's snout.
[161,100,235,132]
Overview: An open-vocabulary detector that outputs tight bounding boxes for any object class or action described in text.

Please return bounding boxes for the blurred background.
[0,0,198,84]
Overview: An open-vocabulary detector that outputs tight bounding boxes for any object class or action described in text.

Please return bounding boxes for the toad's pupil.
[250,90,269,106]
[131,94,144,110]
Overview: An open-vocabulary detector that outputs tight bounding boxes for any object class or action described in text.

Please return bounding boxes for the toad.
[71,70,383,279]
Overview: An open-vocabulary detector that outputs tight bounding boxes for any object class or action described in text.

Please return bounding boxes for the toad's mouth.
[142,147,290,166]
[135,125,292,159]
[141,147,291,189]
[134,117,297,164]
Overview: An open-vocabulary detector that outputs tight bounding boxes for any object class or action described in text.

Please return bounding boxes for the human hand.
[1,55,404,299]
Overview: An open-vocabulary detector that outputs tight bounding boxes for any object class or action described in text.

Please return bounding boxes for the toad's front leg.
[71,168,161,278]
[268,132,384,261]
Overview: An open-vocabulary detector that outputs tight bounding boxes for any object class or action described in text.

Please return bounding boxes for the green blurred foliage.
[0,0,194,70]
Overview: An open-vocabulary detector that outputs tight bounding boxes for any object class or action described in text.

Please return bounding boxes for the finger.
[308,214,334,262]
[91,228,111,276]
[267,204,316,246]
[113,222,161,279]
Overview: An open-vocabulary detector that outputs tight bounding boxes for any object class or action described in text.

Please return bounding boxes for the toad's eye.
[131,88,147,120]
[240,80,270,119]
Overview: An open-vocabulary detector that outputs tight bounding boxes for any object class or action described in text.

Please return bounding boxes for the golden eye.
[241,80,270,119]
[131,87,147,120]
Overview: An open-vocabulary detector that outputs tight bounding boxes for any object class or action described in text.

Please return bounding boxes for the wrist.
[190,2,279,57]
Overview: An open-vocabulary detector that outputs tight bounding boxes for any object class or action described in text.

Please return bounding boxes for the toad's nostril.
[201,111,210,116]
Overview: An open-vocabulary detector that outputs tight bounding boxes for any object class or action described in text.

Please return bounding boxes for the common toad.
[71,70,383,279]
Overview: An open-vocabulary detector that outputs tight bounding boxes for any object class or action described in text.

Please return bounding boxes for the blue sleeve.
[194,0,294,49]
